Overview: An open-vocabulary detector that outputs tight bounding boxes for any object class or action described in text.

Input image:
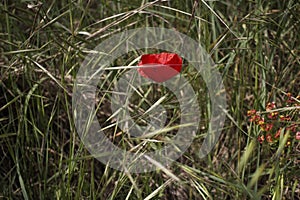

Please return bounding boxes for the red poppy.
[137,52,182,83]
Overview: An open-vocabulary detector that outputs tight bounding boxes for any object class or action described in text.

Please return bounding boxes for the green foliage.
[0,0,299,199]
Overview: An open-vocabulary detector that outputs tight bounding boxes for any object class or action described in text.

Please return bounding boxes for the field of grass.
[0,0,299,199]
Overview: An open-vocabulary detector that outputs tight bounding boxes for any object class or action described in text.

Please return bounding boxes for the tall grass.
[0,0,299,199]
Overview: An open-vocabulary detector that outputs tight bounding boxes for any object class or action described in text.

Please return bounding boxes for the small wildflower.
[274,128,282,139]
[266,134,273,143]
[266,102,276,111]
[261,123,273,131]
[249,93,299,151]
[286,93,294,104]
[287,124,297,132]
[279,115,291,121]
[249,114,262,123]
[247,109,257,116]
[267,111,278,119]
[296,132,300,140]
[258,118,265,126]
[258,135,264,144]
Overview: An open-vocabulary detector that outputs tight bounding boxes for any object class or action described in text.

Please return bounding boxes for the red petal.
[137,52,182,83]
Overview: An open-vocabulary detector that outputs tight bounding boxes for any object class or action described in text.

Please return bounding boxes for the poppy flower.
[137,52,182,83]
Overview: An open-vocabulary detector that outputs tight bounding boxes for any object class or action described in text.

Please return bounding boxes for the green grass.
[0,0,299,199]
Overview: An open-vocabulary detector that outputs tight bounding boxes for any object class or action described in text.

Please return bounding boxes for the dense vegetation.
[0,0,299,199]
